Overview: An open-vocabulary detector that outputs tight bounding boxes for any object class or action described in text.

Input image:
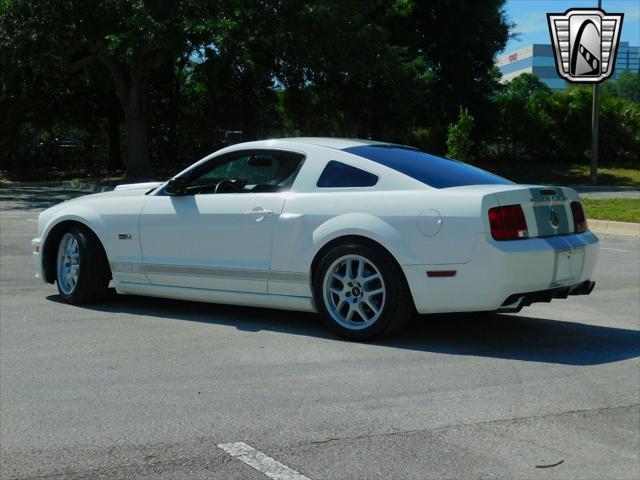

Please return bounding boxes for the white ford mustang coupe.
[32,138,598,339]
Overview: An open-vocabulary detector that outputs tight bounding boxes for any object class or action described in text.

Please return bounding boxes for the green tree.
[602,71,640,103]
[492,73,558,161]
[489,73,640,166]
[1,0,514,177]
[1,0,219,178]
[599,91,640,165]
[446,106,475,162]
[396,0,511,150]
[0,5,119,172]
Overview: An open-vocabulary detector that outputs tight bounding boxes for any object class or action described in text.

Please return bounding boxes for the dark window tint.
[342,145,512,189]
[317,161,379,188]
[186,151,304,194]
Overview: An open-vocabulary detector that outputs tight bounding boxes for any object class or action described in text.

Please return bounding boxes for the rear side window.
[342,145,512,189]
[317,161,379,188]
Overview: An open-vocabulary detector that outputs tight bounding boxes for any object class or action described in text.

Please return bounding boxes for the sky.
[502,0,640,53]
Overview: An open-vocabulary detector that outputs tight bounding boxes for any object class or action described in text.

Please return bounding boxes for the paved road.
[1,186,639,480]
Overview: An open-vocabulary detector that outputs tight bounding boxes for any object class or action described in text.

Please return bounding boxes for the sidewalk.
[589,219,640,237]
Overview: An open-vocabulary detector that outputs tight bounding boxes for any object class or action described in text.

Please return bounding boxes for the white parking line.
[600,247,632,252]
[217,442,310,480]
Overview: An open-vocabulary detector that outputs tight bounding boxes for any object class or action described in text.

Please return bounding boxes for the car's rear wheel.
[313,242,414,340]
[55,226,110,304]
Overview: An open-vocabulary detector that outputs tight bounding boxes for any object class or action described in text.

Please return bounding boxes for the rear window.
[342,145,512,189]
[317,160,379,188]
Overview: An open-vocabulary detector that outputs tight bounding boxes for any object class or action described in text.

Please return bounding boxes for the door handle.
[244,208,274,216]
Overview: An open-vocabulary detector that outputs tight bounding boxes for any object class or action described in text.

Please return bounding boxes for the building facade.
[496,42,639,90]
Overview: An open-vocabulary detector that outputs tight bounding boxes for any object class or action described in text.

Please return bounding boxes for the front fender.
[37,194,150,286]
[38,192,150,262]
[37,205,110,283]
[40,206,109,253]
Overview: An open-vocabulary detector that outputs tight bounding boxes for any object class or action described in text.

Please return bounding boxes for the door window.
[186,151,304,194]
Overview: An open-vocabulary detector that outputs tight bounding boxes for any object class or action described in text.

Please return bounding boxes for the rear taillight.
[571,201,587,233]
[488,205,529,241]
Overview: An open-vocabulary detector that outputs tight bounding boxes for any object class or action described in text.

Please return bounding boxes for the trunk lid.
[446,184,582,238]
[489,185,579,237]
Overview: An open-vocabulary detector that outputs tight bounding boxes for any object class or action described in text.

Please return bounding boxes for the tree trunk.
[124,81,152,179]
[167,60,183,165]
[96,52,152,179]
[106,112,121,170]
[241,71,258,141]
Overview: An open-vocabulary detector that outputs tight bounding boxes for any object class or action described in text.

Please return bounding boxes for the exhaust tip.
[573,280,595,296]
[585,281,595,295]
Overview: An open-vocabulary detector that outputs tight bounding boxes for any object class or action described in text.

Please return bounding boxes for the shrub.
[446,106,475,162]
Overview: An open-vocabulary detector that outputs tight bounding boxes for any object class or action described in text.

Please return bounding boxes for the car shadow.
[47,289,640,366]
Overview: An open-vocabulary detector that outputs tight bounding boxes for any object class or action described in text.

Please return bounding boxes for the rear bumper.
[403,230,599,314]
[498,280,595,313]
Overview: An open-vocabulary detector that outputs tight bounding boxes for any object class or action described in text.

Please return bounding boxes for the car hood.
[66,182,164,203]
[36,182,164,238]
[114,181,164,191]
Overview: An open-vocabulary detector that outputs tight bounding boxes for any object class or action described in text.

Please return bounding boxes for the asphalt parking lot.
[1,185,639,480]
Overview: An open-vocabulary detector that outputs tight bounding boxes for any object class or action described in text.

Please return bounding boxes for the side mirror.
[165,177,188,196]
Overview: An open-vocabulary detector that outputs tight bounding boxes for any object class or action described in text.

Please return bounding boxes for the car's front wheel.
[55,226,110,304]
[313,242,414,340]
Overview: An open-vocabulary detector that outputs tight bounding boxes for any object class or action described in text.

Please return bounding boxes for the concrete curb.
[589,219,640,237]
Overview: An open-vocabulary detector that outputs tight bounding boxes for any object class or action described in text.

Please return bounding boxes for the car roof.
[225,137,398,152]
[273,137,392,149]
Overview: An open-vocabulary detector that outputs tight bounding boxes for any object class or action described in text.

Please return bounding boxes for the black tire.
[312,242,414,340]
[55,225,110,304]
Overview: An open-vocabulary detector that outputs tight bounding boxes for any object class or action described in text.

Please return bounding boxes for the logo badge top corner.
[547,8,624,84]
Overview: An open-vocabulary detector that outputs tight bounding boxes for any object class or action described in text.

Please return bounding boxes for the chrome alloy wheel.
[56,233,80,295]
[322,254,386,330]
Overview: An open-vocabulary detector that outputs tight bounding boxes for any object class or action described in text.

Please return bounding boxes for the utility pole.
[591,0,602,185]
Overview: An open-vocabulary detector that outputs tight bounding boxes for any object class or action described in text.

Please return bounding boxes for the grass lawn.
[582,198,640,223]
[480,160,640,186]
[569,165,640,186]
